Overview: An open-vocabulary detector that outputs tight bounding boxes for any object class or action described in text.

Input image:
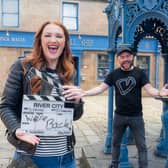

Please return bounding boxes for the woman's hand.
[160,84,168,97]
[15,128,40,146]
[62,85,85,103]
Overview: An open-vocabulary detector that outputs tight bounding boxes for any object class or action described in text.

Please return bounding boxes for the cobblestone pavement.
[0,96,167,167]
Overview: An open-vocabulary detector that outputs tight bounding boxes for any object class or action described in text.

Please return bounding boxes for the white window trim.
[1,0,19,27]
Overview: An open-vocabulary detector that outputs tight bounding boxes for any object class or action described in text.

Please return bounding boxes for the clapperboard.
[21,67,74,136]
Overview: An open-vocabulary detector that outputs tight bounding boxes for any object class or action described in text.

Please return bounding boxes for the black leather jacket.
[0,59,83,152]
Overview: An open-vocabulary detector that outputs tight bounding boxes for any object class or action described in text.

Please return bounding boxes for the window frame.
[97,54,110,81]
[136,55,150,79]
[62,2,78,31]
[1,0,19,28]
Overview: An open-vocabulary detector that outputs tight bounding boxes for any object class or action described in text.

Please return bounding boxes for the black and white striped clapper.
[23,95,65,102]
[23,94,75,109]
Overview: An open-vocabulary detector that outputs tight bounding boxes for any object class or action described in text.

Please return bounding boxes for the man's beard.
[121,61,134,71]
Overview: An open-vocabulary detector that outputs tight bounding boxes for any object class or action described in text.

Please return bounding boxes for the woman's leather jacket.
[0,59,83,153]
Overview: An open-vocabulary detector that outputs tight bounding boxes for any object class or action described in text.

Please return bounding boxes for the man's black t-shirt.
[104,67,149,116]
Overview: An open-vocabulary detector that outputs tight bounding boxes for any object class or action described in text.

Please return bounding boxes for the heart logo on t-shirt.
[116,76,136,95]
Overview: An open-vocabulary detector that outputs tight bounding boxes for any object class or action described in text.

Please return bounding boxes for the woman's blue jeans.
[13,150,76,168]
[111,114,148,168]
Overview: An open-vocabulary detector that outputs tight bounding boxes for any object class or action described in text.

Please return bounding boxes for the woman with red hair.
[0,21,83,168]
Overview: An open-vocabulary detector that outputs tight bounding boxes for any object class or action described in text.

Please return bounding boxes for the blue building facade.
[0,30,160,88]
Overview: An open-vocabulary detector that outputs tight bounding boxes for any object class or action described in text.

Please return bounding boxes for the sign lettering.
[21,98,74,136]
[0,36,25,42]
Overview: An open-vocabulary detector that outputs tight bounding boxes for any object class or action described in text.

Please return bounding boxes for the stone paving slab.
[81,141,166,168]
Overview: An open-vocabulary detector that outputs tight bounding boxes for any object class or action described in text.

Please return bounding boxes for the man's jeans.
[111,114,148,168]
[13,151,76,168]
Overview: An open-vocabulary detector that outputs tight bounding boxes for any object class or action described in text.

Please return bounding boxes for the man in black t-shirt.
[105,65,149,117]
[103,49,150,168]
[63,47,168,168]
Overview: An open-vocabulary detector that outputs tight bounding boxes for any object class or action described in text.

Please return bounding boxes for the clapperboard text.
[21,95,74,136]
[33,102,63,109]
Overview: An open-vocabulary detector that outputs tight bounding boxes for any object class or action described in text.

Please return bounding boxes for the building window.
[136,55,150,79]
[62,2,78,31]
[2,0,19,27]
[97,54,109,80]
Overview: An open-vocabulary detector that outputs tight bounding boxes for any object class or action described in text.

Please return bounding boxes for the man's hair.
[116,47,133,57]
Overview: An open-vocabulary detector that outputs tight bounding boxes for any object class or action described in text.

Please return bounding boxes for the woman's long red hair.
[22,21,74,84]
